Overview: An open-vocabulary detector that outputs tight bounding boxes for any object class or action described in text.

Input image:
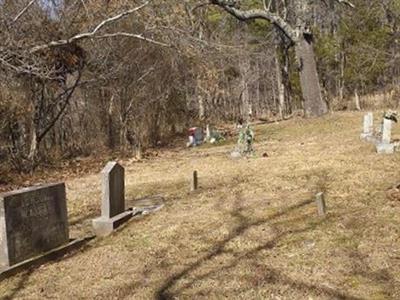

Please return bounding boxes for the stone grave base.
[365,135,381,145]
[92,210,134,237]
[130,196,165,215]
[376,143,395,154]
[0,237,92,280]
[360,133,372,140]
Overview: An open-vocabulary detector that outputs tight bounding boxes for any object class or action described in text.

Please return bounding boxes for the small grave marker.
[92,162,133,237]
[315,192,326,217]
[360,112,373,140]
[376,118,395,154]
[206,125,211,142]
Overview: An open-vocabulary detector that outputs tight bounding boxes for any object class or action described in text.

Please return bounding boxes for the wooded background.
[1,0,399,173]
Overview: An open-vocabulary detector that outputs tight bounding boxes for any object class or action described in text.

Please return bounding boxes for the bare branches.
[95,33,170,48]
[192,2,212,12]
[210,0,297,42]
[12,0,38,23]
[37,71,83,144]
[1,0,170,81]
[210,0,355,43]
[263,0,272,11]
[335,0,355,8]
[0,50,61,80]
[30,1,153,53]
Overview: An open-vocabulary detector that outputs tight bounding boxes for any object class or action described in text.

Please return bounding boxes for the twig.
[335,0,355,8]
[13,0,37,23]
[95,32,170,48]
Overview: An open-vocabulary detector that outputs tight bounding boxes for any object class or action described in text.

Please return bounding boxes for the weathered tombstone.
[360,112,373,140]
[92,162,133,237]
[382,118,392,144]
[315,192,326,217]
[206,124,211,142]
[376,118,395,154]
[191,171,198,192]
[0,183,69,269]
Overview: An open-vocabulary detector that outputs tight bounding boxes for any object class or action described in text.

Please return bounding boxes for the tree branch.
[37,70,83,143]
[13,0,37,23]
[263,0,272,11]
[0,53,61,80]
[209,0,298,42]
[30,1,152,53]
[95,32,170,48]
[335,0,355,8]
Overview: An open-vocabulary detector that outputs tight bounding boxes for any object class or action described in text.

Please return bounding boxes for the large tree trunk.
[211,0,345,118]
[295,37,328,117]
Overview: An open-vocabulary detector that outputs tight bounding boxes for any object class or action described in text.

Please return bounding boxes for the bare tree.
[207,0,354,117]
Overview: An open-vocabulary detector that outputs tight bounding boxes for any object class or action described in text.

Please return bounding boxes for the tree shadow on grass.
[69,210,98,227]
[154,196,362,300]
[346,248,400,299]
[2,269,33,300]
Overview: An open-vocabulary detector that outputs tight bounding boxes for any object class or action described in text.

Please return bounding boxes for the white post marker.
[315,192,326,217]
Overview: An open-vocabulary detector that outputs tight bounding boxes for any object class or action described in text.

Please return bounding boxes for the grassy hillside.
[1,111,400,299]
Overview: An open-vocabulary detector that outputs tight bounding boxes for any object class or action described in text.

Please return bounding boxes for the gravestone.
[376,118,395,154]
[0,183,69,269]
[360,112,373,140]
[315,192,326,217]
[92,162,133,237]
[206,125,211,142]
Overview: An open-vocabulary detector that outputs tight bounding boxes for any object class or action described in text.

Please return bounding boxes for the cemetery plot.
[0,112,399,299]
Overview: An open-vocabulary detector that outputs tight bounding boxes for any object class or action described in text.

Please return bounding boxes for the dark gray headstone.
[101,162,125,218]
[0,183,68,269]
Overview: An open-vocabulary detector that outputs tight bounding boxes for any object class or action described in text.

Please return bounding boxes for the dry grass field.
[1,111,400,299]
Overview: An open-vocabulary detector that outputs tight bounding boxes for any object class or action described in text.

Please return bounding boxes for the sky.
[0,0,64,18]
[39,0,63,18]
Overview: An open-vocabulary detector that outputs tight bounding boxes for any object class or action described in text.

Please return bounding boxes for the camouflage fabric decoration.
[238,125,254,154]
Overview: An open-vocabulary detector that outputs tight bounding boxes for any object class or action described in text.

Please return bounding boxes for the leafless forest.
[1,0,399,173]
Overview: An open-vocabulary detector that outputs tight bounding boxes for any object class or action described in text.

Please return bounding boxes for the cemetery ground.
[1,111,400,299]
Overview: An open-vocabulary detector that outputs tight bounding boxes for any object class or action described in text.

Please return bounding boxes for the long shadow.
[155,198,317,299]
[88,191,366,300]
[166,228,364,300]
[91,197,315,299]
[69,211,98,226]
[89,198,311,299]
[2,269,33,300]
[347,248,399,298]
[154,193,366,300]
